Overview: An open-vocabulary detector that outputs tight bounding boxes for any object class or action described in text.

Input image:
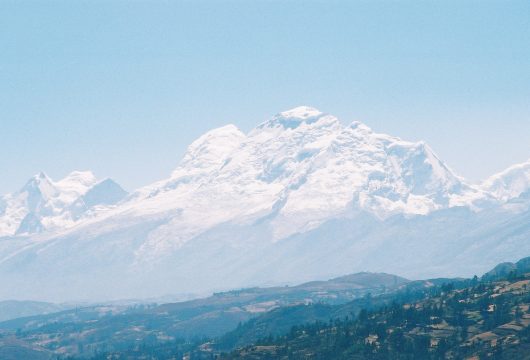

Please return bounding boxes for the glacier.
[0,106,529,302]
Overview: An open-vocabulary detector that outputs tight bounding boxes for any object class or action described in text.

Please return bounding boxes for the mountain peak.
[482,158,530,202]
[257,106,339,130]
[30,171,51,183]
[188,124,245,145]
[63,170,96,180]
[36,171,48,179]
[278,106,323,120]
[177,124,246,172]
[22,171,54,193]
[56,170,97,189]
[76,178,128,209]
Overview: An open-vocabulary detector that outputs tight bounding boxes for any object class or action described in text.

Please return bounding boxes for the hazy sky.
[1,1,529,193]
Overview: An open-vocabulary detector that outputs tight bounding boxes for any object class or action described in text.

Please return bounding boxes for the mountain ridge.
[0,106,529,301]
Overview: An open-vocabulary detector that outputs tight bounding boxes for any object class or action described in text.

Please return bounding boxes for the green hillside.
[224,276,530,359]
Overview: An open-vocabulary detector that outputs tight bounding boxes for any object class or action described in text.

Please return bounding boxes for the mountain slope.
[222,272,530,360]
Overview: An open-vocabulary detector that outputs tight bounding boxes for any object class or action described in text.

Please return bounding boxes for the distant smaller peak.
[93,177,128,193]
[481,157,530,202]
[82,177,128,207]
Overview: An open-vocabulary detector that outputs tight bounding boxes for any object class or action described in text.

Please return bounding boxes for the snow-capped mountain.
[0,171,127,237]
[0,106,528,302]
[109,106,484,249]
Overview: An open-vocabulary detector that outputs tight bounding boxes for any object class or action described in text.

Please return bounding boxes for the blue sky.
[1,0,529,193]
